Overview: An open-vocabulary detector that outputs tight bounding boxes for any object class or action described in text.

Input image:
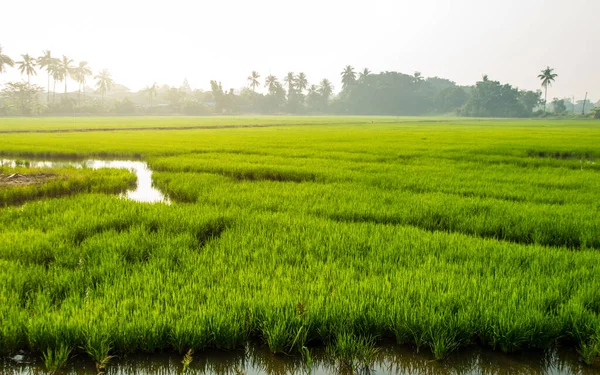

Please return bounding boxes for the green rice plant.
[1,117,600,363]
[578,339,599,366]
[42,344,72,374]
[327,332,378,372]
[83,331,114,374]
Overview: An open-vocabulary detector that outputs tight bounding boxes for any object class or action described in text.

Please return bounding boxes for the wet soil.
[0,173,57,187]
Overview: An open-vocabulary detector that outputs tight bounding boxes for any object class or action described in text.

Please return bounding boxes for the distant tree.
[341,65,356,91]
[247,71,260,92]
[552,98,567,114]
[50,58,62,103]
[435,86,468,113]
[284,72,296,97]
[210,80,225,113]
[319,79,334,111]
[358,68,371,82]
[294,72,308,94]
[2,82,43,115]
[73,61,92,103]
[306,84,321,111]
[538,66,557,113]
[58,55,75,94]
[166,87,185,112]
[16,54,37,83]
[412,71,424,87]
[264,75,280,94]
[267,81,286,112]
[0,45,15,75]
[37,50,54,103]
[180,78,192,94]
[114,98,136,114]
[143,83,158,110]
[94,69,114,103]
[462,76,529,117]
[518,90,542,114]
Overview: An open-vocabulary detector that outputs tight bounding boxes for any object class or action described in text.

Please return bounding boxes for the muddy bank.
[0,173,56,187]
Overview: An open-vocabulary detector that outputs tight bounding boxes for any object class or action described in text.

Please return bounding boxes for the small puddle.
[0,159,168,204]
[1,344,597,374]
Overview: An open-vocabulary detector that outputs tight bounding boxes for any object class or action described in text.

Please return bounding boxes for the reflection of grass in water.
[180,349,193,374]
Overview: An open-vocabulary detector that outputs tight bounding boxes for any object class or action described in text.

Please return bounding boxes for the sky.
[1,0,598,101]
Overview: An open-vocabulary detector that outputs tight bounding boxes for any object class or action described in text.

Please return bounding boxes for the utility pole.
[582,92,588,115]
[572,96,575,114]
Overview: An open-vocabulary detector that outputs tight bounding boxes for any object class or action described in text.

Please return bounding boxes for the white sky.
[1,0,598,101]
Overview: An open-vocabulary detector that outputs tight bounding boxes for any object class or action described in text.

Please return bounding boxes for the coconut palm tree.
[340,65,356,90]
[247,71,260,92]
[50,58,62,103]
[0,45,15,75]
[538,66,558,113]
[37,50,55,103]
[319,79,333,100]
[144,83,158,110]
[264,75,279,94]
[358,68,371,82]
[17,54,37,83]
[294,72,308,94]
[73,61,92,103]
[58,55,74,94]
[412,71,424,85]
[94,69,114,103]
[284,72,295,97]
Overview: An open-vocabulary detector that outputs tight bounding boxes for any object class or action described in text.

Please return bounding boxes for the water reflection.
[0,159,168,204]
[1,344,597,375]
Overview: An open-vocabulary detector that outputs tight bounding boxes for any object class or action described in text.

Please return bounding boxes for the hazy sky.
[1,0,598,100]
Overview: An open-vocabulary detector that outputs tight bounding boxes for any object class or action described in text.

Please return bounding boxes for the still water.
[0,159,168,204]
[1,344,598,375]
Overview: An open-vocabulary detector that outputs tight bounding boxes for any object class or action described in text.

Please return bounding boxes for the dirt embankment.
[0,173,56,187]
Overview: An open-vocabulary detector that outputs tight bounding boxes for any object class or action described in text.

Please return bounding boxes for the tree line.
[1,45,597,118]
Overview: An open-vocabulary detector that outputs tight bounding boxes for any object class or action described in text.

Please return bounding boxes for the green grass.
[0,117,599,367]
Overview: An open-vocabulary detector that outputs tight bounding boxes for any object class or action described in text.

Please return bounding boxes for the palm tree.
[17,54,37,83]
[73,61,92,103]
[358,68,371,82]
[95,69,114,103]
[0,45,15,75]
[538,66,558,113]
[264,74,279,94]
[319,79,334,100]
[294,72,308,94]
[58,55,74,94]
[284,72,295,97]
[50,58,62,103]
[340,65,356,90]
[144,83,158,110]
[247,71,260,92]
[412,71,424,85]
[37,50,55,103]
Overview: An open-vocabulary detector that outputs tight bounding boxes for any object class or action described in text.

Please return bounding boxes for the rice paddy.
[0,116,599,372]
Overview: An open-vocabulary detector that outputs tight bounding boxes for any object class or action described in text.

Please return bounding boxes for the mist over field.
[0,0,598,117]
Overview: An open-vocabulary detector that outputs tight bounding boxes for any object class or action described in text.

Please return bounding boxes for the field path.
[0,123,300,134]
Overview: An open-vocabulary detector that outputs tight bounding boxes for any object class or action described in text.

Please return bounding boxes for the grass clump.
[42,344,72,374]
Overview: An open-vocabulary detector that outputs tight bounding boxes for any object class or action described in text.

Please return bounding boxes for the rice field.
[0,117,599,371]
